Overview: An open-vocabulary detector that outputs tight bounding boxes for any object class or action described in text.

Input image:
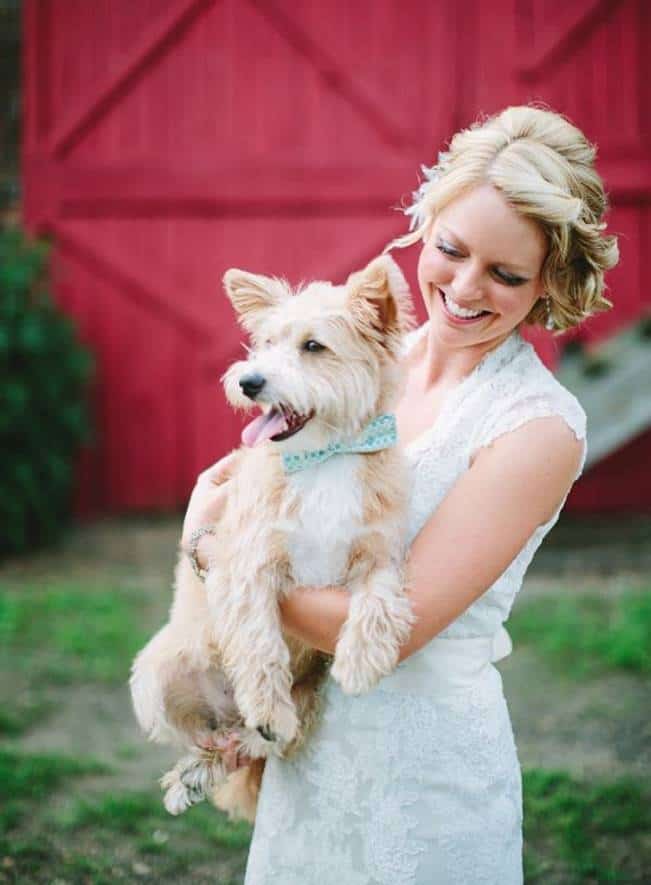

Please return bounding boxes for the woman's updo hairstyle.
[388,105,619,332]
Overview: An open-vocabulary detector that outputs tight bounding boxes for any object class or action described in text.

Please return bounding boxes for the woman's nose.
[452,262,484,302]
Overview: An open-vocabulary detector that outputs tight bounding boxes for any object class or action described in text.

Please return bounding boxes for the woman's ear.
[222,269,290,335]
[346,255,415,352]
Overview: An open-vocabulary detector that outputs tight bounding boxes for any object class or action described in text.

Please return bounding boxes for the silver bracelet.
[187,526,218,582]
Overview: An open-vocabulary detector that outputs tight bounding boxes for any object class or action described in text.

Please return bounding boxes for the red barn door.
[23,0,650,513]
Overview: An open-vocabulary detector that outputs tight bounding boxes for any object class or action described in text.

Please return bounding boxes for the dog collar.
[281,413,397,475]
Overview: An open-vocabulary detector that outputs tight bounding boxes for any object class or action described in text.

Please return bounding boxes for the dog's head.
[221,255,415,450]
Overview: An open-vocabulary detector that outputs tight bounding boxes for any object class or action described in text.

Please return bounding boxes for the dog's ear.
[346,255,415,352]
[223,269,290,335]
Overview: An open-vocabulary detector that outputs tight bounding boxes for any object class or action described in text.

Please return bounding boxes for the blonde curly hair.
[387,105,619,333]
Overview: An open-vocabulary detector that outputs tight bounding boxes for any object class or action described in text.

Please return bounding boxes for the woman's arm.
[280,415,585,662]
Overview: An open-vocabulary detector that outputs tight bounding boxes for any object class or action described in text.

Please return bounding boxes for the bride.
[183,105,618,884]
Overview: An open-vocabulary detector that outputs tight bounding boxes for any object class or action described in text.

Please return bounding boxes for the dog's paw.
[238,726,280,759]
[179,756,223,795]
[330,642,391,695]
[244,698,298,746]
[160,770,198,816]
[269,698,299,743]
[160,753,226,816]
[330,657,376,695]
[163,782,195,815]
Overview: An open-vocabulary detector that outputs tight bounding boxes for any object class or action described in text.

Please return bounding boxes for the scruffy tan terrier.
[129,254,416,821]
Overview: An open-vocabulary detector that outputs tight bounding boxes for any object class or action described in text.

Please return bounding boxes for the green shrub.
[0,227,93,556]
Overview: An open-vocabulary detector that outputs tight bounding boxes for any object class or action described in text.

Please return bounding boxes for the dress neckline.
[400,322,525,454]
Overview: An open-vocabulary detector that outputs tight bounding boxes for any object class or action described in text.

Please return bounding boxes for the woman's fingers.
[181,453,239,547]
[214,733,253,774]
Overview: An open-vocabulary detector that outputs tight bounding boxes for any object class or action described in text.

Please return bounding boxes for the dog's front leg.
[205,568,298,745]
[330,557,415,695]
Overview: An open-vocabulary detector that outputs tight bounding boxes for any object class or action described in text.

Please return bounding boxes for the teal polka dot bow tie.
[281,414,397,475]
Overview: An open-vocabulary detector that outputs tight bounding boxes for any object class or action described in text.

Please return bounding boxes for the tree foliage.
[1,227,93,556]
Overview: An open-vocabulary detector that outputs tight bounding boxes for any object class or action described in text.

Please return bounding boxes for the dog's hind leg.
[210,757,266,824]
[211,656,330,823]
[205,568,298,745]
[284,653,330,757]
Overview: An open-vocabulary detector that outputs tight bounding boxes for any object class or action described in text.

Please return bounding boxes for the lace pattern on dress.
[245,671,522,885]
[244,324,583,884]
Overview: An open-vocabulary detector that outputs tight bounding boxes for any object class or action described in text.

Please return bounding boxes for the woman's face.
[417,184,548,350]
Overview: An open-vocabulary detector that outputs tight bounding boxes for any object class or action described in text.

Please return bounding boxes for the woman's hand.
[181,451,240,566]
[213,732,253,774]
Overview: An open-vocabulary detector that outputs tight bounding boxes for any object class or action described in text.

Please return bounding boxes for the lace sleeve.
[470,390,588,481]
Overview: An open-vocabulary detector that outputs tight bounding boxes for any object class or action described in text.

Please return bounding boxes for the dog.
[129,253,416,821]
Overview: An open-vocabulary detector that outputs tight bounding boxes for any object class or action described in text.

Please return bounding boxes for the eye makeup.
[434,237,530,287]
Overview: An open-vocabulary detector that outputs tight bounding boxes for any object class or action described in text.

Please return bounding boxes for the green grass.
[523,768,651,883]
[0,747,110,853]
[0,749,251,884]
[509,586,651,678]
[0,566,250,882]
[0,579,150,686]
[0,699,53,738]
[0,578,152,739]
[58,789,252,850]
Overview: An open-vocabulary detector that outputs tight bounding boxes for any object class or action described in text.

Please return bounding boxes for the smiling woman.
[184,106,621,885]
[393,106,618,335]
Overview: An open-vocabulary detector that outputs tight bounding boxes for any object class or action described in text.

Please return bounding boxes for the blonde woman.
[184,105,618,883]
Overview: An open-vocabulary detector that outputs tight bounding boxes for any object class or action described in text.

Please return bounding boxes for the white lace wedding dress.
[243,324,587,885]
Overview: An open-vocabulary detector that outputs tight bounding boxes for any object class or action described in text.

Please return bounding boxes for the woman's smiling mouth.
[438,288,492,323]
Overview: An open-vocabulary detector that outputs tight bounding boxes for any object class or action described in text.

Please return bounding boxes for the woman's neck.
[416,324,517,391]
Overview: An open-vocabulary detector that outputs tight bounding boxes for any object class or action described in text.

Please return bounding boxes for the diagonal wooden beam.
[53,220,213,344]
[47,0,217,159]
[517,0,622,79]
[247,0,419,153]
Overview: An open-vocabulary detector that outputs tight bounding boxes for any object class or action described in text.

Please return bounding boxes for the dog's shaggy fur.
[129,254,416,821]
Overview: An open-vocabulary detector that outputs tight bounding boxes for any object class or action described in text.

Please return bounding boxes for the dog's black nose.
[239,372,266,400]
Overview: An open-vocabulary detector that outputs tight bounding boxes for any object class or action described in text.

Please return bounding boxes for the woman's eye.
[493,268,527,287]
[436,241,462,258]
[302,339,325,353]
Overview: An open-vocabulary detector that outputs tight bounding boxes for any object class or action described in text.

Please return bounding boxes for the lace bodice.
[401,323,587,639]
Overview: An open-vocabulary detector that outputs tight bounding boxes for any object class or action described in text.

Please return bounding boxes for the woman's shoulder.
[470,333,587,469]
[513,335,586,434]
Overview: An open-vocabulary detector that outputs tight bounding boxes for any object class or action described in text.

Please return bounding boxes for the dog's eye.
[302,340,325,353]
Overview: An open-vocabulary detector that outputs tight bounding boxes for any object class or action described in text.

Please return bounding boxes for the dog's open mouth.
[241,405,314,447]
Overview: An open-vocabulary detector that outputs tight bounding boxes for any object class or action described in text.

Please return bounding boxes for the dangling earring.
[545,297,554,331]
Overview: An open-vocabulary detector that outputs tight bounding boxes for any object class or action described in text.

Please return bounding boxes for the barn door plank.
[47,0,217,158]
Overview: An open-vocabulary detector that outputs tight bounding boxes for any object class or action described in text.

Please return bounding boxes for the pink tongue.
[241,409,288,447]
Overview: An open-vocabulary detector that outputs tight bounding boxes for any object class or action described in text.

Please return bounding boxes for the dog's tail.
[210,758,265,824]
